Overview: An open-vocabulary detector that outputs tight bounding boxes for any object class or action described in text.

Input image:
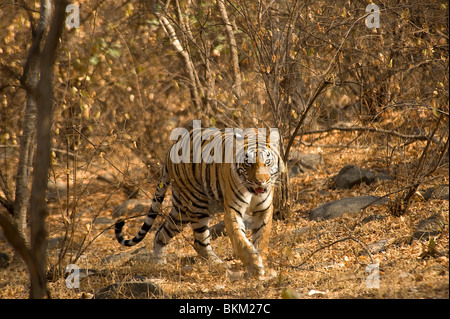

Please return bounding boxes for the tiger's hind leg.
[153,206,188,263]
[191,214,222,263]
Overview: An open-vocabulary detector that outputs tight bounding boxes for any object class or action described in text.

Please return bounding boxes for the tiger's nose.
[255,179,268,186]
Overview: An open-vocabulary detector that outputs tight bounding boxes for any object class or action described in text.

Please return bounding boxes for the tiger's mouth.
[249,186,267,194]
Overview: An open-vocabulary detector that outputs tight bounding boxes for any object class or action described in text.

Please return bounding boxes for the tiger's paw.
[153,245,167,264]
[207,252,224,264]
[198,251,223,265]
[246,264,265,280]
[195,245,223,264]
[246,266,277,280]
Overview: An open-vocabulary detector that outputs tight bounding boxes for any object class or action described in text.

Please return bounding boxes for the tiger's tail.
[115,165,170,246]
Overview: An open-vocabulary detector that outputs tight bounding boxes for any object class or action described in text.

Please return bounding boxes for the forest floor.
[0,130,448,299]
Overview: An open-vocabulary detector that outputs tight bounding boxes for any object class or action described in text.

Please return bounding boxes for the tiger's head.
[236,146,284,195]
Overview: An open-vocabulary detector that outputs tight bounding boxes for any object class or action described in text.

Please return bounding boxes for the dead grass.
[0,132,448,299]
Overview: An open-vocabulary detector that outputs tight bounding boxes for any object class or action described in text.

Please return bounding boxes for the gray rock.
[413,214,444,240]
[364,239,390,255]
[333,165,376,189]
[360,214,386,224]
[288,153,324,177]
[94,281,163,299]
[421,188,435,200]
[289,163,302,177]
[309,196,389,221]
[101,251,133,265]
[75,268,102,279]
[421,185,449,201]
[300,153,324,169]
[374,172,394,182]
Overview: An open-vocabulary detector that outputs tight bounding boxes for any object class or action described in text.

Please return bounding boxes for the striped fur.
[115,127,284,277]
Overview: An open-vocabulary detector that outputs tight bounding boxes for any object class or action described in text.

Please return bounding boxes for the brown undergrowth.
[1,131,448,299]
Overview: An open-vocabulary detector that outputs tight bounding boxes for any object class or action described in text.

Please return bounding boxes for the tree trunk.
[14,0,54,249]
[27,0,67,299]
[14,72,37,247]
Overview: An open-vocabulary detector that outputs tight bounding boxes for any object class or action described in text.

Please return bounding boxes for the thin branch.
[302,126,439,142]
[292,236,374,269]
[19,0,52,93]
[71,126,151,199]
[284,79,330,161]
[217,0,242,97]
[151,4,202,111]
[0,194,13,215]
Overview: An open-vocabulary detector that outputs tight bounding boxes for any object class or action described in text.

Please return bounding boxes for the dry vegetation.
[0,0,448,299]
[1,130,448,299]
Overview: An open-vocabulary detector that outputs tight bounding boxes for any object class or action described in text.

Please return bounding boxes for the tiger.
[115,122,285,277]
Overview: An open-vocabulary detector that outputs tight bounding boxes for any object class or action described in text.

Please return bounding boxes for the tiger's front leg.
[223,204,265,278]
[250,203,273,261]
